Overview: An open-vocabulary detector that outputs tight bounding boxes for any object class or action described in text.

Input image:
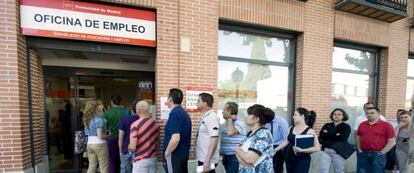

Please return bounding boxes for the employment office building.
[1,0,414,172]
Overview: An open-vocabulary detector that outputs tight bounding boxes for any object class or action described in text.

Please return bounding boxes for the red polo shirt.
[357,120,395,151]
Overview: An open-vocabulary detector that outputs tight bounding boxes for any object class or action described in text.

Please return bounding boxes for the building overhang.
[335,0,408,23]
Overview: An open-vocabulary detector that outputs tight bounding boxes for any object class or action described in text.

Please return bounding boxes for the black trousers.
[163,154,189,173]
[273,145,285,173]
[198,161,218,173]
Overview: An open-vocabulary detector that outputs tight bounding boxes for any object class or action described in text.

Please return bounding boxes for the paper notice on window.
[160,97,170,120]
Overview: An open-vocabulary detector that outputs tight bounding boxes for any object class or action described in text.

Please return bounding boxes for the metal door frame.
[26,36,156,173]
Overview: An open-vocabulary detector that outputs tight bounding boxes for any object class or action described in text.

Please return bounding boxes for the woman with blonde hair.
[83,99,109,173]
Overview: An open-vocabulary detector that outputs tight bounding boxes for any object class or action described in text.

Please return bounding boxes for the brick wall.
[29,50,45,164]
[1,0,413,171]
[335,11,390,47]
[295,0,335,130]
[0,0,30,171]
[220,0,305,32]
[377,0,412,118]
[177,0,220,159]
[99,0,220,160]
[0,1,48,171]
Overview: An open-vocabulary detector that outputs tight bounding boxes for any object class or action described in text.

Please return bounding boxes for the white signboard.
[20,0,156,47]
[160,97,170,120]
[186,86,213,112]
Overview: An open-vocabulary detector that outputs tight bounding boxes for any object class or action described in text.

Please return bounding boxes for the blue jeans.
[357,151,386,173]
[222,154,239,173]
[120,153,132,173]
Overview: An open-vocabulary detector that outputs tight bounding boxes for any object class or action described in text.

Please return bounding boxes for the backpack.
[74,130,88,154]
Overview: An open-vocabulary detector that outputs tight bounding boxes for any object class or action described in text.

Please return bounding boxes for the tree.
[240,36,272,90]
[344,51,374,72]
[220,31,292,90]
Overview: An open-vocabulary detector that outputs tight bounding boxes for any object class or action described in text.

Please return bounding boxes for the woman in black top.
[319,108,351,173]
[273,107,320,173]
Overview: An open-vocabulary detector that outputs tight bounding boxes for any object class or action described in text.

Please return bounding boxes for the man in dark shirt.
[356,107,395,173]
[118,100,139,173]
[163,88,192,173]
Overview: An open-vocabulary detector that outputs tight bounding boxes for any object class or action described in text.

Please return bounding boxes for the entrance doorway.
[27,38,156,173]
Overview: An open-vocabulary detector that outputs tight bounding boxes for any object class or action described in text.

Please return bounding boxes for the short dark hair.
[399,111,411,117]
[111,95,121,105]
[247,104,274,125]
[130,99,139,114]
[169,88,183,105]
[363,102,375,107]
[397,109,406,114]
[225,102,238,115]
[199,93,214,107]
[330,108,349,121]
[366,106,380,113]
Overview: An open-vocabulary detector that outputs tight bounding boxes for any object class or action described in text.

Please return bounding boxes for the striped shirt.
[265,116,289,145]
[130,117,160,161]
[220,119,248,155]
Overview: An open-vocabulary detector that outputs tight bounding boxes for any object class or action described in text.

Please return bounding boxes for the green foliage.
[344,51,373,72]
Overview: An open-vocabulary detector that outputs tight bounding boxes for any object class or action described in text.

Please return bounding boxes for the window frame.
[333,41,380,105]
[218,21,296,122]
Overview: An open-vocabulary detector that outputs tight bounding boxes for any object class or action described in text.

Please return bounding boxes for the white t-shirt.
[87,136,106,144]
[353,114,386,131]
[196,110,220,163]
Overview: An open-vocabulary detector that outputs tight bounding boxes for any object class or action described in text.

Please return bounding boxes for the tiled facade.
[0,0,413,172]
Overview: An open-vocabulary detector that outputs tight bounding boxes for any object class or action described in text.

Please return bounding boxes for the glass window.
[218,29,294,123]
[219,30,292,63]
[331,46,377,143]
[333,47,376,73]
[406,58,414,110]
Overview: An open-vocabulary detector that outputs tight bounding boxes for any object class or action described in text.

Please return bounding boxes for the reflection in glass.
[333,47,375,73]
[408,59,414,77]
[406,79,414,110]
[218,61,290,122]
[406,59,414,110]
[219,30,291,63]
[331,46,377,144]
[331,72,374,144]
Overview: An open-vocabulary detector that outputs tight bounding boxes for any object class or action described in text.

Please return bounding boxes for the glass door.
[46,76,82,173]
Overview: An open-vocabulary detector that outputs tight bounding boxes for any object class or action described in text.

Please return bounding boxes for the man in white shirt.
[196,93,220,173]
[353,102,386,132]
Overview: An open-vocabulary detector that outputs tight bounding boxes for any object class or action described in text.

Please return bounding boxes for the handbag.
[330,141,356,159]
[74,130,88,154]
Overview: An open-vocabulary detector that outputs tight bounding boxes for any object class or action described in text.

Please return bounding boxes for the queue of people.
[80,88,412,173]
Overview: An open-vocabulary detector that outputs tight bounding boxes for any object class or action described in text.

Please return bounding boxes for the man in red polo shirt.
[356,107,395,173]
